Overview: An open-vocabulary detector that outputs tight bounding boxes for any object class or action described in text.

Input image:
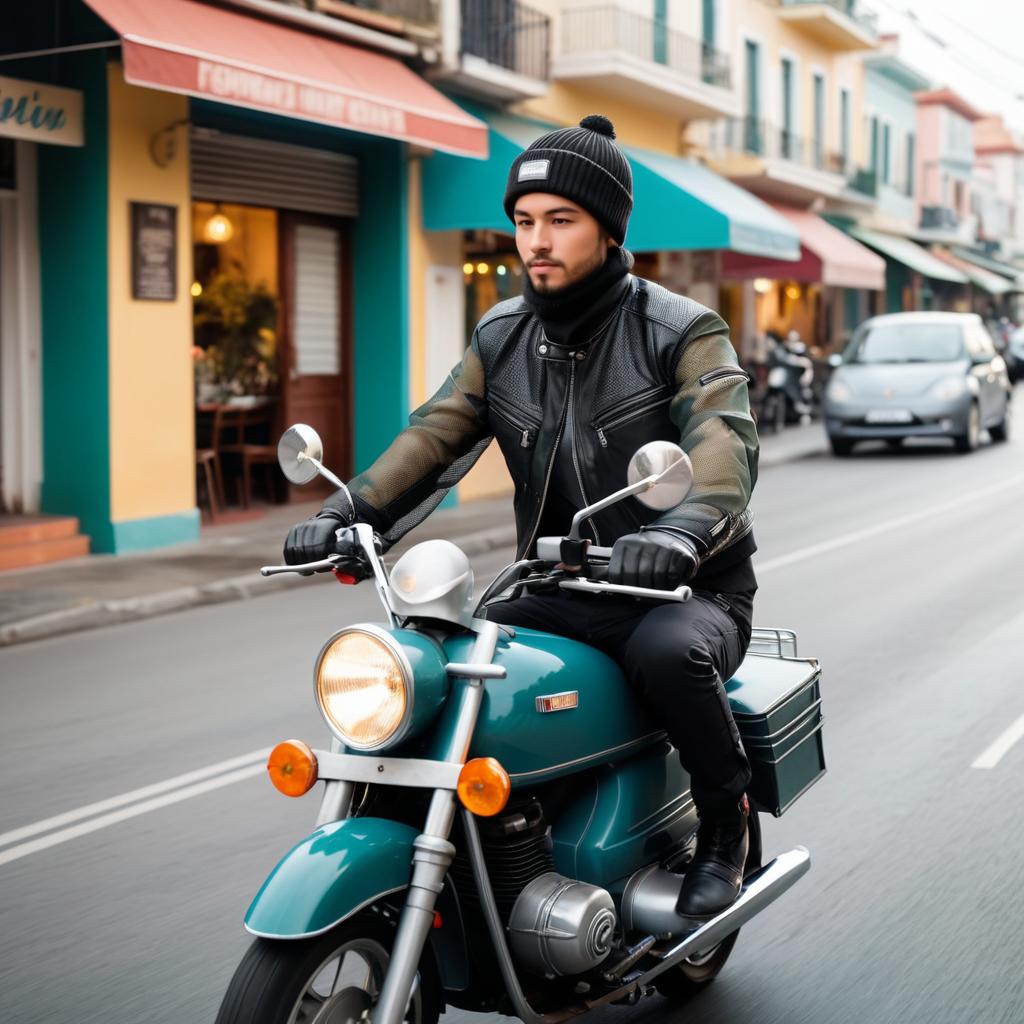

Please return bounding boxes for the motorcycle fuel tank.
[440,626,661,787]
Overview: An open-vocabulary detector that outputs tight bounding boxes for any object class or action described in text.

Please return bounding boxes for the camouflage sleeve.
[322,332,492,546]
[645,311,759,556]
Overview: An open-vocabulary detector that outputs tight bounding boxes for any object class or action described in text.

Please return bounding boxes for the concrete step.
[0,517,90,572]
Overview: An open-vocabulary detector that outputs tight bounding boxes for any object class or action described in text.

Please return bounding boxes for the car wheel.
[954,402,981,453]
[829,437,854,457]
[990,400,1011,443]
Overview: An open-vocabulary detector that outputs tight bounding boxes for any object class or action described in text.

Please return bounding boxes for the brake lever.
[260,554,344,577]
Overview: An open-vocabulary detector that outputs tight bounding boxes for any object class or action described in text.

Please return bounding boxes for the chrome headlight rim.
[313,623,414,752]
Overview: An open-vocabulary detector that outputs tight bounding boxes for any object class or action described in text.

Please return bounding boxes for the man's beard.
[529,246,607,294]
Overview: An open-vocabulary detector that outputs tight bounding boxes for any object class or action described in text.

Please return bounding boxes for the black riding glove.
[283,509,350,565]
[607,530,699,591]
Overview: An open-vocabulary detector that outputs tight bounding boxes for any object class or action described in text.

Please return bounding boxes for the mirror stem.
[299,453,350,498]
[568,476,656,539]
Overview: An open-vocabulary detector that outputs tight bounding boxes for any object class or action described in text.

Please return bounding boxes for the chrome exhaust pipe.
[629,847,811,985]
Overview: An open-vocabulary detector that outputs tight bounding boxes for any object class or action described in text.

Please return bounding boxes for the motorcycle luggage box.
[725,642,824,817]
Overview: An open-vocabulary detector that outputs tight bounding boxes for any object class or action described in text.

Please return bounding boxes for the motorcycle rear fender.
[243,817,470,990]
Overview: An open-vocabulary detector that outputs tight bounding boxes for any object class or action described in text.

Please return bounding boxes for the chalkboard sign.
[131,202,177,301]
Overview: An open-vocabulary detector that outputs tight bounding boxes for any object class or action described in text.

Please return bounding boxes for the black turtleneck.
[522,246,633,348]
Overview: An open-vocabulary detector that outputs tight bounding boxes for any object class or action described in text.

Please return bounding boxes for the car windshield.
[847,323,965,364]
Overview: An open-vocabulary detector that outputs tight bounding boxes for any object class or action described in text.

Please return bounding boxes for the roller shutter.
[190,128,359,217]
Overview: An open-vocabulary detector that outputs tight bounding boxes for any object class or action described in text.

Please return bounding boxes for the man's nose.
[527,224,552,253]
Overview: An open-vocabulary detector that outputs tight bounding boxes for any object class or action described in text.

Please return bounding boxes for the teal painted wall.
[36,50,113,548]
[190,102,410,477]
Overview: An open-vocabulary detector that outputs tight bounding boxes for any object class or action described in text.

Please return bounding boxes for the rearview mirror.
[627,441,693,510]
[277,423,325,484]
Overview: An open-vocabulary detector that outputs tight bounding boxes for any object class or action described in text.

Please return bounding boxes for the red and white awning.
[85,0,488,158]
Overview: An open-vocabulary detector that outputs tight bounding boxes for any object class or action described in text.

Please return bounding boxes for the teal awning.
[421,109,801,260]
[951,247,1024,290]
[848,227,968,284]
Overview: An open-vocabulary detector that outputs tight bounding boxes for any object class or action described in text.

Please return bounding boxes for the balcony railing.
[559,5,731,89]
[343,0,437,22]
[846,166,877,197]
[778,0,879,37]
[712,117,845,173]
[461,0,550,81]
[920,205,959,231]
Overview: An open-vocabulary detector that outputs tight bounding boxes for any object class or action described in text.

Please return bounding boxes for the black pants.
[486,588,754,817]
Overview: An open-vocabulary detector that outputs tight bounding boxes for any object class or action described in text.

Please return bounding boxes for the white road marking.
[0,763,267,868]
[971,714,1024,770]
[0,747,270,850]
[756,474,1024,575]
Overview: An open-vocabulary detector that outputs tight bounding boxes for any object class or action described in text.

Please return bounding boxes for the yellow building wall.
[106,67,195,523]
[407,156,514,502]
[722,1,869,170]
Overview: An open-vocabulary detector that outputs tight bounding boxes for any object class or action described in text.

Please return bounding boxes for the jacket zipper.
[522,372,572,559]
[567,364,601,545]
[594,394,673,447]
[698,367,750,387]
[489,392,540,448]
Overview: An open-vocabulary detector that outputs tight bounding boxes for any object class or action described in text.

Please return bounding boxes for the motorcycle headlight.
[928,376,967,401]
[314,627,411,750]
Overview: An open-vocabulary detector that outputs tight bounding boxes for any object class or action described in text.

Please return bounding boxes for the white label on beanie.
[518,159,550,181]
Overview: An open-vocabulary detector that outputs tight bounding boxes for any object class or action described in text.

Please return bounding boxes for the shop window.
[463,232,522,345]
[191,202,279,402]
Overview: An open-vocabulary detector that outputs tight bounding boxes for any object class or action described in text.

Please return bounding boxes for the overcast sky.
[873,0,1024,129]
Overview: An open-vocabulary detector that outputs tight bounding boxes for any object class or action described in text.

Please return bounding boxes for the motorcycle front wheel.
[215,914,441,1024]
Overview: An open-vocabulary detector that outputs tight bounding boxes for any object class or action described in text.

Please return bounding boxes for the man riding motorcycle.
[284,114,759,922]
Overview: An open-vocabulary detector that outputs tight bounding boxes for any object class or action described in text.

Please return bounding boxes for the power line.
[870,0,1024,103]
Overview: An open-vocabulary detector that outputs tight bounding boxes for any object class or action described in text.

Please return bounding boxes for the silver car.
[824,312,1011,456]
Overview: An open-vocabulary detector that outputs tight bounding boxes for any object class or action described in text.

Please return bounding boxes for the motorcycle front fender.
[244,817,417,940]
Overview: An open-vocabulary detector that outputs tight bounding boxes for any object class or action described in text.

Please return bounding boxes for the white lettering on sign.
[196,61,406,135]
[0,74,83,147]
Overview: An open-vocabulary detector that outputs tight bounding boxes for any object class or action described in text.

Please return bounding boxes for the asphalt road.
[2,400,1023,1024]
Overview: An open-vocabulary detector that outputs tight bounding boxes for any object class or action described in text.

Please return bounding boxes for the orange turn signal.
[267,740,319,797]
[457,757,511,817]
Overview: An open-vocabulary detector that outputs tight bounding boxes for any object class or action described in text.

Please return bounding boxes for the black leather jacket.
[337,276,759,575]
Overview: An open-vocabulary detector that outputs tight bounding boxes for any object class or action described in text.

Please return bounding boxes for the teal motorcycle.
[216,426,825,1024]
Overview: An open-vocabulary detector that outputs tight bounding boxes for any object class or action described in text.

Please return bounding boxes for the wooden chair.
[215,401,282,508]
[195,406,226,521]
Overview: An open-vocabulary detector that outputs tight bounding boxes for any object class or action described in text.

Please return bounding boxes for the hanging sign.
[131,202,178,302]
[0,75,84,147]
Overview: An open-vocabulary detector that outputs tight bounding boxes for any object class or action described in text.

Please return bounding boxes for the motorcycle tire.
[653,811,761,1002]
[215,913,442,1024]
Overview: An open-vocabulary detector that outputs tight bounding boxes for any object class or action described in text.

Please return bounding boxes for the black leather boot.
[675,795,749,921]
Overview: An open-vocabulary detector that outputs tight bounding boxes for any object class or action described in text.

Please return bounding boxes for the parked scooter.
[760,332,816,433]
[215,425,825,1024]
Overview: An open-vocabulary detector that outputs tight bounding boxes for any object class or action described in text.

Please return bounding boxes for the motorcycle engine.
[507,873,617,978]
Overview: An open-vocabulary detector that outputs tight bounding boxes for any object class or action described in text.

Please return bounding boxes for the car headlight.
[826,378,851,402]
[928,376,967,401]
[314,627,411,750]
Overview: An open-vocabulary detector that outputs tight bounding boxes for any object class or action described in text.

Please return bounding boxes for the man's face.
[513,193,614,294]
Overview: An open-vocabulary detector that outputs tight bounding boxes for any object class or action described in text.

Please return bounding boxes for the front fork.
[369,620,499,1024]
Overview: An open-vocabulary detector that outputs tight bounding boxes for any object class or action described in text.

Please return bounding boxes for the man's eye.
[516,220,531,228]
[552,218,569,225]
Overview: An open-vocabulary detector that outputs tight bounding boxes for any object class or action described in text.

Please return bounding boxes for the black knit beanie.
[504,114,633,245]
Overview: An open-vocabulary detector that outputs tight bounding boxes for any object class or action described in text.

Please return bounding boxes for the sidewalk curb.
[0,438,823,649]
[0,524,520,648]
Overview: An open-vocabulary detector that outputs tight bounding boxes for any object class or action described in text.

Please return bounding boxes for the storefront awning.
[847,227,968,284]
[722,206,885,289]
[951,247,1024,290]
[932,249,1013,295]
[83,0,488,158]
[421,110,801,260]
